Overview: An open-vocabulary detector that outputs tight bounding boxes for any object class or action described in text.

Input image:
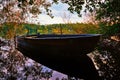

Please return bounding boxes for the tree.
[0,0,53,38]
[61,0,120,24]
[60,0,120,35]
[1,0,119,24]
[0,0,54,24]
[0,0,23,23]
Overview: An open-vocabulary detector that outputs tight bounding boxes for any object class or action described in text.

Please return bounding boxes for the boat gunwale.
[17,34,102,40]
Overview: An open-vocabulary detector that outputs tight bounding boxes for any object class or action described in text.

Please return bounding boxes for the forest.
[0,22,99,38]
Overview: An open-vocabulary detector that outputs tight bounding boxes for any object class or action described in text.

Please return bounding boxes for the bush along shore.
[0,38,54,80]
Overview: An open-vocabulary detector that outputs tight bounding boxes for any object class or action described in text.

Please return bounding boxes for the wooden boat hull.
[16,34,101,79]
[16,34,101,55]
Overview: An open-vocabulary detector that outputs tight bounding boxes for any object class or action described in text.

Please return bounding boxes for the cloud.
[27,2,85,25]
[38,14,64,24]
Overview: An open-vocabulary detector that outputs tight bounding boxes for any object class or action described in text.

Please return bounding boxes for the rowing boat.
[16,34,101,79]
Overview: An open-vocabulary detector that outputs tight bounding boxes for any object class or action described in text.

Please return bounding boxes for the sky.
[27,2,87,25]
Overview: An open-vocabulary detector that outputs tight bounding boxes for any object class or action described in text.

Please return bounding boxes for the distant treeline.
[0,22,100,39]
